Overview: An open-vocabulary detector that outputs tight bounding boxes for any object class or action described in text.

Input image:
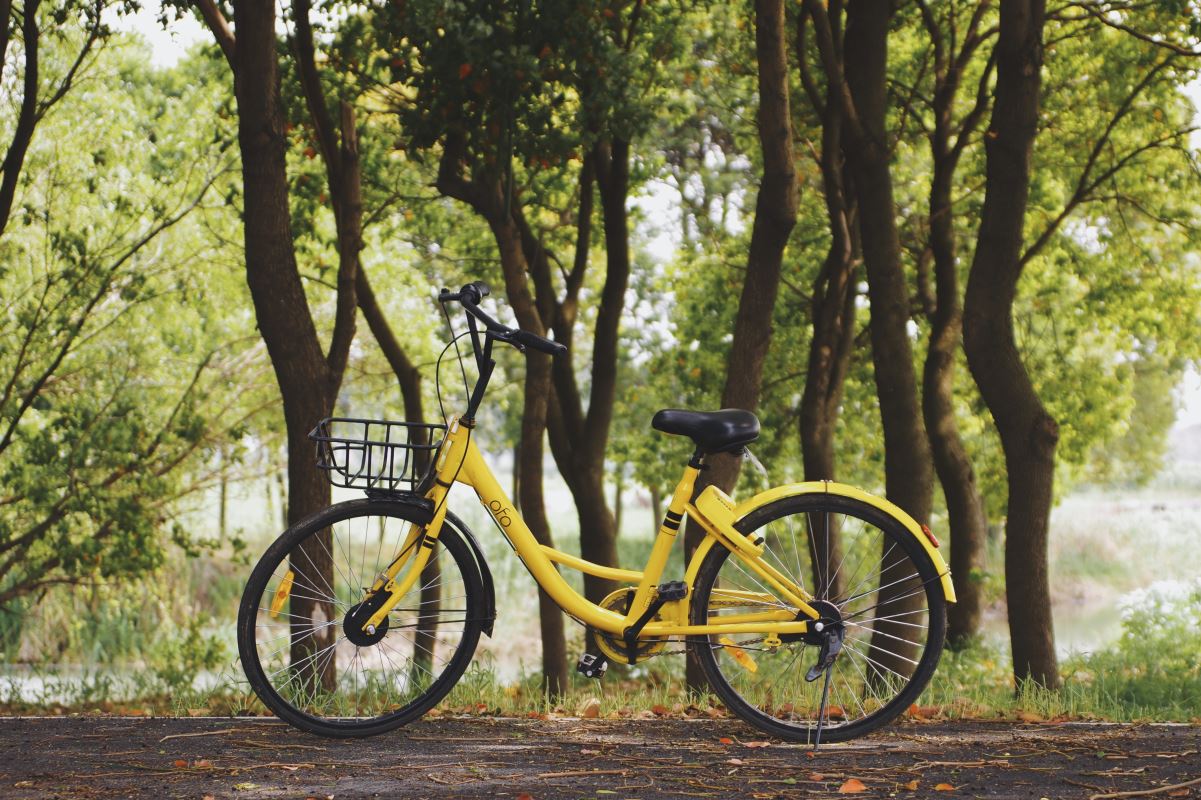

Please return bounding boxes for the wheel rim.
[694,498,944,738]
[244,508,478,725]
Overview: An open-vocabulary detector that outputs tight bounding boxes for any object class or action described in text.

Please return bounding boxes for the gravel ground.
[0,716,1198,799]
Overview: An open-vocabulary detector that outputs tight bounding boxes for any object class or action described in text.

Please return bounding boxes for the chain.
[572,598,785,661]
[606,634,774,661]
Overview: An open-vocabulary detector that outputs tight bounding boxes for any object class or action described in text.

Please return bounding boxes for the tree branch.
[193,0,236,68]
[0,0,41,237]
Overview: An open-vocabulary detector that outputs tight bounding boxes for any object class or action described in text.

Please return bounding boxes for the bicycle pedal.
[657,581,688,601]
[576,652,608,679]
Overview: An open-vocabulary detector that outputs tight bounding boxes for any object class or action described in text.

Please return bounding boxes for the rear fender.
[730,481,957,603]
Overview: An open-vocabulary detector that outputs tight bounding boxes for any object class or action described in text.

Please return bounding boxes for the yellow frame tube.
[685,504,820,619]
[364,419,821,638]
[540,547,643,584]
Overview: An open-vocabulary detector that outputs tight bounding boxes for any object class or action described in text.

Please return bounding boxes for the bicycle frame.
[358,417,822,638]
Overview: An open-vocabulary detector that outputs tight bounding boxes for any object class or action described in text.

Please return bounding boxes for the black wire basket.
[310,417,447,492]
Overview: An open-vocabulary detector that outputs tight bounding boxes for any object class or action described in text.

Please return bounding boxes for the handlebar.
[439,281,567,358]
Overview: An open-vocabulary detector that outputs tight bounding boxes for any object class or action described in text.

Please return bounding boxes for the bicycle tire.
[689,493,947,743]
[238,498,484,737]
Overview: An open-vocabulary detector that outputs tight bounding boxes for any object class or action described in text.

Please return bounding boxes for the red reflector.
[920,524,941,548]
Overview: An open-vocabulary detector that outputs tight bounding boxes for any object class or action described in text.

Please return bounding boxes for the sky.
[120,12,1201,431]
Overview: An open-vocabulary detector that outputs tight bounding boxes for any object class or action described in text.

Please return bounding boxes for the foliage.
[0,35,264,604]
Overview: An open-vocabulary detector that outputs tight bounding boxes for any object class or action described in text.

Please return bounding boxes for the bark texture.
[796,1,858,601]
[436,139,569,695]
[815,0,933,677]
[200,0,362,690]
[684,0,797,689]
[962,0,1059,688]
[916,1,994,649]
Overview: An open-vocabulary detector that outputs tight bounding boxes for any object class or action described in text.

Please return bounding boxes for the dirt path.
[0,717,1197,799]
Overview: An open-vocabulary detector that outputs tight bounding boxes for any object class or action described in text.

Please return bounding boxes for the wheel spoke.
[692,497,945,744]
[240,506,482,733]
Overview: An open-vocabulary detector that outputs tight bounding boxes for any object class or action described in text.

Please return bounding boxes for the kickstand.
[813,664,834,750]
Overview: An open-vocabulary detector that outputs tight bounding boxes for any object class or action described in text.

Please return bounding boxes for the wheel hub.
[789,599,842,645]
[344,601,389,646]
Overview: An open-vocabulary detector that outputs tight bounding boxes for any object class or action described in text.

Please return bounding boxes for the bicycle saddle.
[651,408,760,454]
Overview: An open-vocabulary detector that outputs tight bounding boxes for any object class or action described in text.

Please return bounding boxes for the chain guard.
[590,589,668,665]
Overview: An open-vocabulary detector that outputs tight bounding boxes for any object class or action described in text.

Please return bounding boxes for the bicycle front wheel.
[238,498,485,737]
[689,493,946,743]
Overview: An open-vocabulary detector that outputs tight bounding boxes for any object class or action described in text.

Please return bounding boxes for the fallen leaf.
[904,779,920,790]
[193,759,212,768]
[744,741,771,748]
[839,778,868,793]
[908,705,942,720]
[577,698,601,719]
[1167,791,1191,798]
[718,737,734,745]
[1017,711,1044,723]
[516,794,534,800]
[727,758,745,766]
[809,773,826,781]
[173,759,187,768]
[233,784,259,791]
[651,704,670,716]
[934,783,956,791]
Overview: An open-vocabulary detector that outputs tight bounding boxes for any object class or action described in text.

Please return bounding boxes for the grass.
[3,464,1200,725]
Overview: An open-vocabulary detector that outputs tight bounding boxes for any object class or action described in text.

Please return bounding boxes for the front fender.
[732,481,956,603]
[367,492,497,636]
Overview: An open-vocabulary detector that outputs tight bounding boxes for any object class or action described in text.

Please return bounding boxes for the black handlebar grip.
[513,329,568,357]
[460,281,490,304]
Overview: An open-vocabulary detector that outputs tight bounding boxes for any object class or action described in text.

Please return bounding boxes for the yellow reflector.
[718,636,758,672]
[270,570,294,619]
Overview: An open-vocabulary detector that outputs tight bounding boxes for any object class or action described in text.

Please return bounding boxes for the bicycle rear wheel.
[689,493,946,743]
[238,498,484,737]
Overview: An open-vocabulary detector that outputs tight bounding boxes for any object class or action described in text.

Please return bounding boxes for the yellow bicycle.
[238,281,955,743]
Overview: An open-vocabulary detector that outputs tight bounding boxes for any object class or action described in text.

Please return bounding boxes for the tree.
[195,0,358,690]
[962,0,1057,688]
[794,0,860,599]
[912,0,995,648]
[804,0,934,677]
[683,0,798,689]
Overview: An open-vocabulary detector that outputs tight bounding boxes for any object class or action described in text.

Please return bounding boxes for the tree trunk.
[222,0,358,692]
[797,10,858,601]
[924,137,987,652]
[913,0,995,652]
[0,0,40,238]
[962,0,1059,688]
[842,0,933,678]
[511,438,521,514]
[354,265,442,676]
[518,354,569,696]
[685,0,797,692]
[435,151,570,695]
[541,139,626,605]
[497,219,570,696]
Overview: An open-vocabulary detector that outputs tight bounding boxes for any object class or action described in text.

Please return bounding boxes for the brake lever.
[486,328,525,353]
